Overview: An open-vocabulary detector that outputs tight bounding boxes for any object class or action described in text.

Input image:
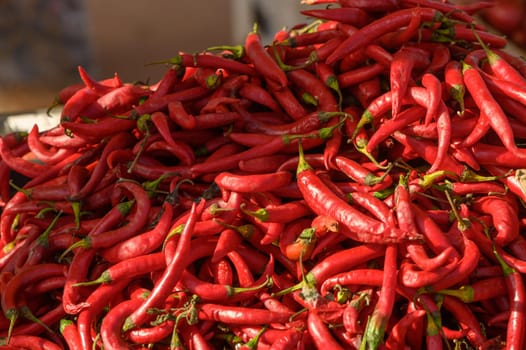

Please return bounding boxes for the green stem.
[240,203,269,222]
[354,138,391,170]
[206,45,245,60]
[296,141,312,175]
[8,180,32,199]
[438,285,475,303]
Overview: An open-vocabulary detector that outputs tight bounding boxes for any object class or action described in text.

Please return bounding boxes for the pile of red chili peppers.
[2,0,526,349]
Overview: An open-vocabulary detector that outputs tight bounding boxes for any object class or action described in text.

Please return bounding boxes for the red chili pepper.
[390,46,430,118]
[288,69,339,111]
[181,267,271,303]
[366,105,426,153]
[47,82,84,112]
[190,135,290,176]
[215,170,292,194]
[77,65,122,94]
[326,7,440,64]
[225,251,251,287]
[384,308,426,350]
[302,7,370,26]
[150,66,182,98]
[245,27,288,88]
[26,125,74,165]
[269,83,308,121]
[123,199,205,331]
[337,63,386,91]
[306,244,386,290]
[320,268,383,297]
[307,310,345,350]
[60,87,100,122]
[239,82,283,112]
[60,318,83,350]
[485,166,526,203]
[69,132,134,201]
[241,200,311,225]
[167,100,197,130]
[238,154,290,174]
[127,319,175,345]
[439,276,508,304]
[472,194,520,247]
[198,303,292,325]
[84,84,151,118]
[482,71,526,107]
[2,334,63,350]
[102,203,173,263]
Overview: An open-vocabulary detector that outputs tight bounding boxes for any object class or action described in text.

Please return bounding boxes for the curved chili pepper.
[390,46,430,118]
[472,194,520,247]
[127,319,175,345]
[60,87,100,122]
[427,101,451,173]
[0,139,48,179]
[463,62,525,156]
[26,125,74,165]
[101,297,144,350]
[77,279,130,349]
[225,250,252,287]
[1,263,66,341]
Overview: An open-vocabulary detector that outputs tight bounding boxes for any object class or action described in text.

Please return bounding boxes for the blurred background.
[0,0,524,132]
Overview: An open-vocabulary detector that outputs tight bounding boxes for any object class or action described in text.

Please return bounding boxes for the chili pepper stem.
[206,44,245,60]
[20,305,55,335]
[5,311,17,344]
[438,285,475,303]
[8,180,32,199]
[354,138,391,170]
